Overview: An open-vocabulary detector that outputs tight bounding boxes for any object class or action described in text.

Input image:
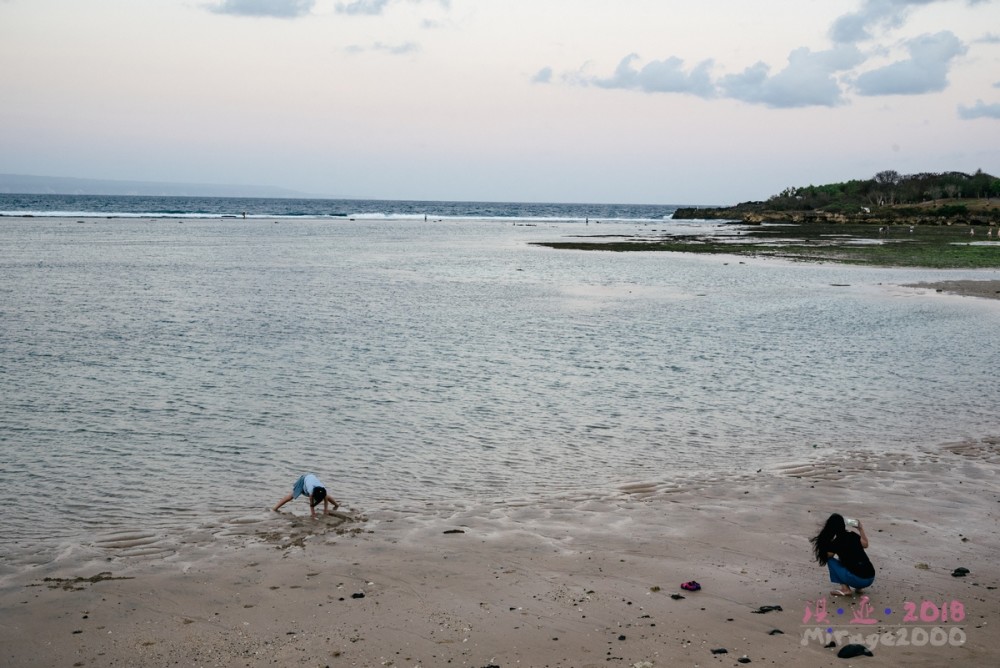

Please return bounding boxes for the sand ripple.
[941,436,1000,463]
[93,530,174,559]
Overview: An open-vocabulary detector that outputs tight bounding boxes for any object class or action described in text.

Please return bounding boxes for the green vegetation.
[535,170,1000,268]
[764,169,1000,212]
[672,169,1000,224]
[535,221,1000,269]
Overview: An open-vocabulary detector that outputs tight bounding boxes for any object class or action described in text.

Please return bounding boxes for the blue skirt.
[828,557,875,589]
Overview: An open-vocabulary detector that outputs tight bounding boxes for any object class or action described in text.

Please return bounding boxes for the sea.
[2,194,999,575]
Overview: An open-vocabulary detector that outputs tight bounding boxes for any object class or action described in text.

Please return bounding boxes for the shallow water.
[2,216,998,570]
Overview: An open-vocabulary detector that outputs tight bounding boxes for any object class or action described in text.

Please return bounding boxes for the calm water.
[0,192,682,221]
[2,213,999,571]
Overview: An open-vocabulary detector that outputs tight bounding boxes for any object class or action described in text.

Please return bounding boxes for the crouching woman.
[810,513,875,596]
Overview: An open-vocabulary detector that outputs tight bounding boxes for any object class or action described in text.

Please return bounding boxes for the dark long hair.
[310,486,327,508]
[810,513,846,565]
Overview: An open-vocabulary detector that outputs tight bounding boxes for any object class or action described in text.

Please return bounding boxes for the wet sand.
[2,440,998,667]
[903,280,1000,300]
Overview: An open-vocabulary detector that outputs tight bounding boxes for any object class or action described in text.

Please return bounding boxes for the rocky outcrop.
[673,206,1000,226]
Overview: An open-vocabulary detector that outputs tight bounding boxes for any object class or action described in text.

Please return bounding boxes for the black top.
[833,531,875,578]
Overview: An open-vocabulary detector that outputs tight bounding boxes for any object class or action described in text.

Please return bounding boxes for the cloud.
[830,0,994,43]
[958,99,1000,118]
[208,0,315,18]
[854,31,967,95]
[556,1,985,108]
[346,41,420,55]
[562,44,868,108]
[718,45,864,108]
[532,67,553,84]
[574,54,716,98]
[830,0,939,44]
[335,0,391,14]
[335,0,449,15]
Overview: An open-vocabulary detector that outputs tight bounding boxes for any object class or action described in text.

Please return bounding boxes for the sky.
[1,0,998,204]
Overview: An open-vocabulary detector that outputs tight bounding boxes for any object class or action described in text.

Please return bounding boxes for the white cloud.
[570,54,716,98]
[830,0,938,44]
[719,45,864,108]
[630,57,716,97]
[532,67,553,84]
[208,0,315,18]
[830,0,997,43]
[335,0,391,15]
[958,99,1000,118]
[205,0,450,20]
[346,41,420,55]
[556,0,989,108]
[335,0,449,15]
[854,31,967,95]
[558,45,864,108]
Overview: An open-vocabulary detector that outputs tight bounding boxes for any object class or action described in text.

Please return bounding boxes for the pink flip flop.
[681,581,701,591]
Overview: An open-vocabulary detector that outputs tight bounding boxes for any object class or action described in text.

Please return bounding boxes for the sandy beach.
[2,439,998,667]
[3,215,1000,667]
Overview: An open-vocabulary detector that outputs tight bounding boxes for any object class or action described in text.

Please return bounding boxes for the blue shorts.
[828,557,875,589]
[292,473,322,499]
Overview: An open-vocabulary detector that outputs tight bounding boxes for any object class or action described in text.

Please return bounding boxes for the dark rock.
[710,648,728,654]
[825,641,837,648]
[443,529,465,534]
[837,643,874,658]
[751,605,783,614]
[738,658,752,664]
[952,567,970,577]
[351,592,365,599]
[768,629,784,635]
[670,594,685,600]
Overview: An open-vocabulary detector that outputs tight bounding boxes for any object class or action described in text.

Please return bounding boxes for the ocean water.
[0,192,681,221]
[2,201,999,573]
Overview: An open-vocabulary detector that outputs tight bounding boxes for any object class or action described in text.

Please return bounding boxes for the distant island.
[0,173,312,199]
[674,169,1000,226]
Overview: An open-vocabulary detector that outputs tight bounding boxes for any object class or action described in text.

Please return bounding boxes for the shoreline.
[3,439,998,667]
[902,280,1000,301]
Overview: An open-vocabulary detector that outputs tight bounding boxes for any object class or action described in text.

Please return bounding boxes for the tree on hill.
[765,170,999,212]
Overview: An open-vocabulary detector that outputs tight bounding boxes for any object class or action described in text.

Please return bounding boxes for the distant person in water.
[273,473,339,518]
[810,513,875,596]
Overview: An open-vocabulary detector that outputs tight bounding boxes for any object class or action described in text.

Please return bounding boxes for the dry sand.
[2,439,999,667]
